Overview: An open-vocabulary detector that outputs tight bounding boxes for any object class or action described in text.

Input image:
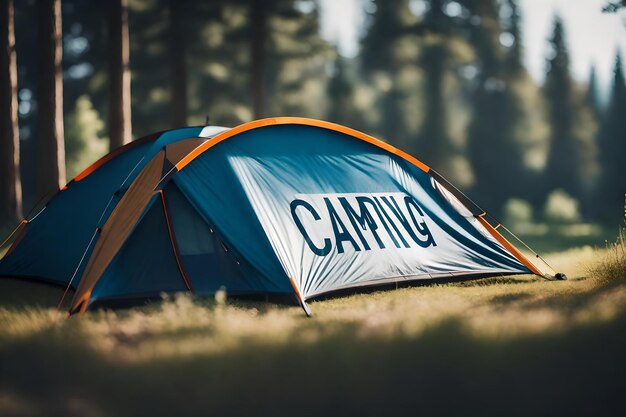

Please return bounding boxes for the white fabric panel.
[229,155,528,299]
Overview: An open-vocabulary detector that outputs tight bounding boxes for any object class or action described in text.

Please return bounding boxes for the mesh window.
[164,184,254,294]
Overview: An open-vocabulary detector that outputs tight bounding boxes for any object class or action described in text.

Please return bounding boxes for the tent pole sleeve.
[175,117,431,173]
[289,276,312,317]
[475,215,545,277]
[159,190,194,292]
[428,169,484,216]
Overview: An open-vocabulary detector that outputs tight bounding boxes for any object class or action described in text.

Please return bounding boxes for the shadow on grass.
[452,275,538,287]
[0,278,297,317]
[489,292,533,304]
[2,268,626,417]
[1,309,625,417]
[513,274,626,316]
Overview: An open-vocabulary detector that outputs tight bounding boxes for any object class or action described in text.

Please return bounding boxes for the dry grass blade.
[590,226,626,284]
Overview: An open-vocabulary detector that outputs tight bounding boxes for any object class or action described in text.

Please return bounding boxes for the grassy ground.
[0,241,625,416]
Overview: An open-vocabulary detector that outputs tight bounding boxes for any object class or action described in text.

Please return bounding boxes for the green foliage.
[64,95,108,179]
[414,0,469,181]
[543,189,582,224]
[503,197,533,225]
[263,0,333,118]
[360,0,421,151]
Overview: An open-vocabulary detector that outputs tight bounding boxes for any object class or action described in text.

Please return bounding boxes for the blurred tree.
[361,0,411,73]
[597,53,626,224]
[414,0,461,177]
[250,0,267,118]
[360,0,417,150]
[543,17,598,207]
[585,65,602,120]
[61,1,107,126]
[35,0,66,201]
[12,0,334,209]
[123,0,330,130]
[169,0,188,127]
[0,0,22,228]
[186,1,249,127]
[463,0,529,217]
[503,0,522,73]
[361,0,476,186]
[326,56,359,128]
[128,0,245,130]
[108,0,132,150]
[13,2,37,212]
[127,0,179,132]
[500,0,550,210]
[263,0,332,118]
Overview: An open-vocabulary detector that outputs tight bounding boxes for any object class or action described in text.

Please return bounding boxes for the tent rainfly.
[0,118,560,315]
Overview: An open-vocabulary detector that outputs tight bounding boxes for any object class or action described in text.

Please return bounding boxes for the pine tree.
[35,0,66,201]
[597,53,626,224]
[0,0,21,228]
[543,17,597,205]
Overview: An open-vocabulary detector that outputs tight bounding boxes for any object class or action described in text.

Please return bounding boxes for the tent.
[0,117,555,315]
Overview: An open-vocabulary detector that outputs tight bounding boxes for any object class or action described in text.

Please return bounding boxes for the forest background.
[1,0,625,253]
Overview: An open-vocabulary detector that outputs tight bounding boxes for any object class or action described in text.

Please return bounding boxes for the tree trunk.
[0,0,21,227]
[108,0,132,150]
[169,0,187,127]
[250,0,267,119]
[35,0,65,202]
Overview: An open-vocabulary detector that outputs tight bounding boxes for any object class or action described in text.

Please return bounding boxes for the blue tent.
[0,118,550,315]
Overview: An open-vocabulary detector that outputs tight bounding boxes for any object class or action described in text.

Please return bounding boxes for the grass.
[591,228,626,284]
[0,243,625,416]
